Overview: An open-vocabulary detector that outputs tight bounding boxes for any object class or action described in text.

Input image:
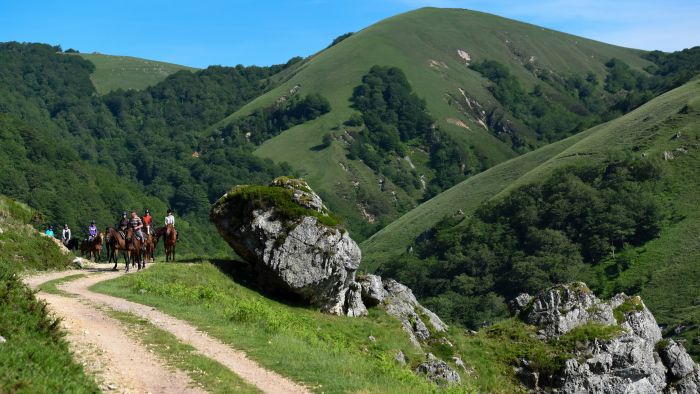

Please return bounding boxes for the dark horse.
[80,232,103,261]
[156,224,177,262]
[125,228,143,271]
[106,228,130,271]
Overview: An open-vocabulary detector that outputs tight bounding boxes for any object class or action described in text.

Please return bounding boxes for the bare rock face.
[512,283,700,393]
[210,178,365,316]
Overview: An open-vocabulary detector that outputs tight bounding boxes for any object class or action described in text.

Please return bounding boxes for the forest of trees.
[0,42,305,253]
[470,47,700,147]
[378,157,664,328]
[346,66,469,202]
[221,93,331,144]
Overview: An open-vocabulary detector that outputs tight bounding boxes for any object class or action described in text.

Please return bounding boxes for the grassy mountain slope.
[367,78,700,356]
[214,7,651,237]
[363,79,699,266]
[78,53,197,94]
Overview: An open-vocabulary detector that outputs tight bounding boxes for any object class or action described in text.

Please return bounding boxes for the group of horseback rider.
[116,209,177,247]
[45,208,177,250]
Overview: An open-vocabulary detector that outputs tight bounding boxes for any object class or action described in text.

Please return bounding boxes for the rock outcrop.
[511,283,700,393]
[415,357,461,386]
[358,274,447,347]
[210,177,364,316]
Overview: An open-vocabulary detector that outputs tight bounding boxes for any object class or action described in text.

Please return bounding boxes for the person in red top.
[142,209,153,236]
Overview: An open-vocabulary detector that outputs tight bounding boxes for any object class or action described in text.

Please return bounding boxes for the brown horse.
[156,224,177,262]
[124,228,144,271]
[142,226,155,265]
[80,233,103,261]
[106,227,129,270]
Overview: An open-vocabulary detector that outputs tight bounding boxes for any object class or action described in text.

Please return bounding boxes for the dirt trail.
[26,268,310,394]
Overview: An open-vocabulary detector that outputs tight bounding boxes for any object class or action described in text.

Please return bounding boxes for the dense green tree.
[378,157,663,328]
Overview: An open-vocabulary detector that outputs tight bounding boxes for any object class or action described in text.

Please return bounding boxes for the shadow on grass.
[209,258,309,309]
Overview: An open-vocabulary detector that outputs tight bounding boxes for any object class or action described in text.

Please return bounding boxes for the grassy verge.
[38,274,87,296]
[0,266,98,393]
[92,261,488,393]
[105,308,260,393]
[0,194,97,392]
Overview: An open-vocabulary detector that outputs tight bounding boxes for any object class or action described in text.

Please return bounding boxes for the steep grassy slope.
[366,79,700,356]
[0,195,98,392]
[79,53,197,94]
[362,79,700,267]
[215,7,651,237]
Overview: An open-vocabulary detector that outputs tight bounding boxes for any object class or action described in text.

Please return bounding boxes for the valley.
[1,5,699,393]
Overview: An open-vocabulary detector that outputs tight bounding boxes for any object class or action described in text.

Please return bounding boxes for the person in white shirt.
[165,209,175,227]
[164,209,178,240]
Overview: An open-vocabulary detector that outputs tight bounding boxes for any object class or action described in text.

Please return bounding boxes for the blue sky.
[0,0,697,68]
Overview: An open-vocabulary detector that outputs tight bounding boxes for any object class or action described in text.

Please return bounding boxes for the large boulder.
[210,177,365,316]
[511,283,700,393]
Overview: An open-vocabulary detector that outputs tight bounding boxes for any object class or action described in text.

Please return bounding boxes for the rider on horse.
[61,224,72,246]
[143,209,153,236]
[165,209,179,240]
[87,220,98,242]
[117,211,129,239]
[130,211,145,243]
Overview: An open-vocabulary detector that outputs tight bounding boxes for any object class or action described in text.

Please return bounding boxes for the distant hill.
[209,7,652,238]
[78,53,197,94]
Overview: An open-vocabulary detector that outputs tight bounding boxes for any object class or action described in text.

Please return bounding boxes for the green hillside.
[363,78,700,266]
[368,78,700,356]
[211,7,652,238]
[78,53,197,94]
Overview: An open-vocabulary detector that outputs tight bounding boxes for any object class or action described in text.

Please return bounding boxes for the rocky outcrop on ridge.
[511,283,700,393]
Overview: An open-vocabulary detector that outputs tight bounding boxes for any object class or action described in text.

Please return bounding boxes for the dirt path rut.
[26,268,309,394]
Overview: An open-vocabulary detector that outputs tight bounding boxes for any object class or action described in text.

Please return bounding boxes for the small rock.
[358,274,386,306]
[0,335,6,344]
[368,335,376,342]
[395,350,406,366]
[663,150,674,160]
[508,293,532,316]
[426,352,437,361]
[83,330,89,335]
[107,383,117,390]
[438,337,453,347]
[452,356,467,372]
[415,358,461,386]
[659,340,695,379]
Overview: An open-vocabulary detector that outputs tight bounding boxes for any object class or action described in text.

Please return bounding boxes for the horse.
[142,226,156,265]
[125,228,143,271]
[156,224,177,262]
[65,238,81,251]
[106,227,129,271]
[80,232,103,261]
